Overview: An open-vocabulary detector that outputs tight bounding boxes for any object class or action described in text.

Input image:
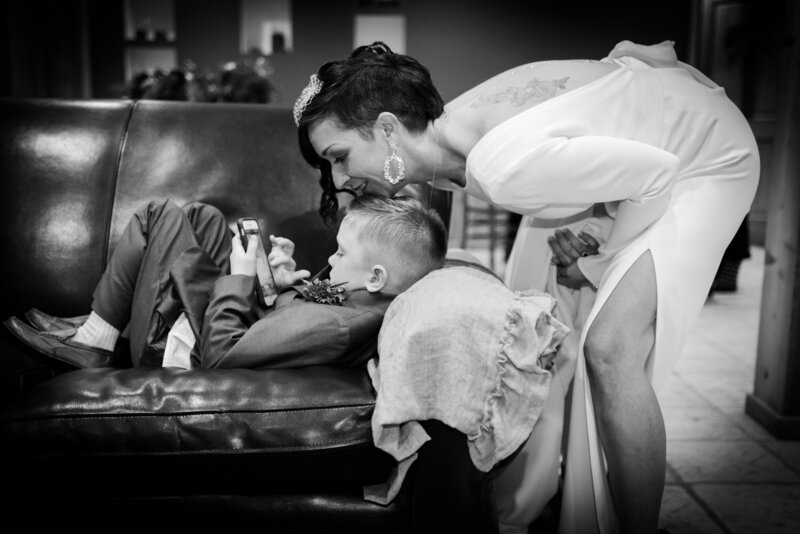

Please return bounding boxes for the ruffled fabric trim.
[468,291,569,471]
[365,266,570,504]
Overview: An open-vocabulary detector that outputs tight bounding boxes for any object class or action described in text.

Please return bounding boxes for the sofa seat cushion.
[0,366,394,493]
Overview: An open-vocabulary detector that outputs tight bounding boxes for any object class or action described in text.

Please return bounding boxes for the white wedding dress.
[455,49,759,533]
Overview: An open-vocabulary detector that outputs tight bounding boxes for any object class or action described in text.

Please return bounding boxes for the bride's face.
[309,118,409,197]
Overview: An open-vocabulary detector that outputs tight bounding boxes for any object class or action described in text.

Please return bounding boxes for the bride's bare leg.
[584,251,663,533]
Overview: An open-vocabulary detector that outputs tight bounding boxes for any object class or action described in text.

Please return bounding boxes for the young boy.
[4,195,447,370]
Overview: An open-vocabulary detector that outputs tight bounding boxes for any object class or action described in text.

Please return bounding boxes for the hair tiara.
[293,74,323,126]
[367,42,391,55]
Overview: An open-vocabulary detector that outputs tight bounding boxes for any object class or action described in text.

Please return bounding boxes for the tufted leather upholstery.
[0,98,505,532]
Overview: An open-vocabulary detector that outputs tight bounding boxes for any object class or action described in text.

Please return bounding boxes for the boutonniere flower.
[300,279,347,306]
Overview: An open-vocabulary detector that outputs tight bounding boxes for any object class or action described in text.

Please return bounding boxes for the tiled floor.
[464,240,800,533]
[658,246,800,534]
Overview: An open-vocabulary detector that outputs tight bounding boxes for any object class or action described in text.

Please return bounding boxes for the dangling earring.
[383,138,405,185]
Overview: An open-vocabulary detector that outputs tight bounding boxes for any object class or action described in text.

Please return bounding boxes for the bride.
[293,39,759,534]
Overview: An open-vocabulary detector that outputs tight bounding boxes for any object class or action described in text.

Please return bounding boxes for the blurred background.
[0,0,782,266]
[2,0,698,103]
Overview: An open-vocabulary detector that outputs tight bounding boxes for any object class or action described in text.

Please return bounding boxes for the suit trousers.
[91,199,231,366]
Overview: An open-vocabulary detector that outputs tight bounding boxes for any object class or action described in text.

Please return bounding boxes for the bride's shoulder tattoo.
[471,76,570,108]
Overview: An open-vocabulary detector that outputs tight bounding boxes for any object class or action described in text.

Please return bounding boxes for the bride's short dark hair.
[297,42,444,224]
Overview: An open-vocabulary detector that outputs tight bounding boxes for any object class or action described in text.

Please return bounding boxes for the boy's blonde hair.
[344,195,447,292]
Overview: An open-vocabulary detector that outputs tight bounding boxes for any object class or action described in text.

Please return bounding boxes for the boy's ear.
[365,264,388,293]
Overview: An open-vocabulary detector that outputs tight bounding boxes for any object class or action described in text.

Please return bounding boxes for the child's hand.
[269,236,311,290]
[230,235,257,277]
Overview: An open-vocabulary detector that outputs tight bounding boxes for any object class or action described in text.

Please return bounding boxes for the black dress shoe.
[4,316,113,369]
[24,308,88,332]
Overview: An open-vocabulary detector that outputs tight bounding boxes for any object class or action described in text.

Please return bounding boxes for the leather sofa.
[0,98,507,531]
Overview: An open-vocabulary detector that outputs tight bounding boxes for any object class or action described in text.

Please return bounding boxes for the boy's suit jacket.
[167,247,393,370]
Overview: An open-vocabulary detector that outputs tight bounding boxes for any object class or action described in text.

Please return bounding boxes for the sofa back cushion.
[110,101,339,272]
[0,96,451,325]
[0,98,133,319]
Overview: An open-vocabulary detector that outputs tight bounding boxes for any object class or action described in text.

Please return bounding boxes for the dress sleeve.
[479,135,680,287]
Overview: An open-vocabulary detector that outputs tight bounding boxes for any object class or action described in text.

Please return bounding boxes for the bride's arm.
[478,135,679,289]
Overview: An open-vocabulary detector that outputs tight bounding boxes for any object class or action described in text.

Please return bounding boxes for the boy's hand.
[269,236,311,290]
[230,235,257,277]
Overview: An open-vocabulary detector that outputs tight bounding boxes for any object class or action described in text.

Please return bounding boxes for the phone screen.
[237,218,278,306]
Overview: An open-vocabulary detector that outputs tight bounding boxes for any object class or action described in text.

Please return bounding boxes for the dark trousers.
[92,200,230,366]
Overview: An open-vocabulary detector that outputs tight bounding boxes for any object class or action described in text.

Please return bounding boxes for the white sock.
[71,311,120,351]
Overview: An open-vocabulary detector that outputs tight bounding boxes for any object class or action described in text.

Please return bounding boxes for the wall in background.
[1,0,91,99]
[405,0,692,102]
[0,0,693,102]
[272,0,692,104]
[174,0,239,75]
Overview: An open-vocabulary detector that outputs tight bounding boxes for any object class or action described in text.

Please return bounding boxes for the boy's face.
[328,216,375,291]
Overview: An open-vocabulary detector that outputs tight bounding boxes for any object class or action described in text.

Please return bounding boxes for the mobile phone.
[237,218,278,307]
